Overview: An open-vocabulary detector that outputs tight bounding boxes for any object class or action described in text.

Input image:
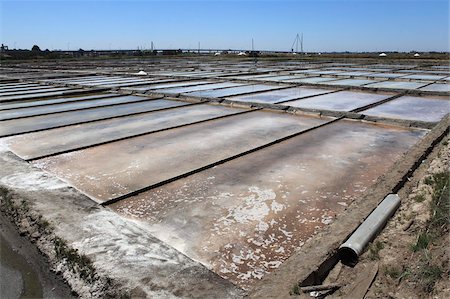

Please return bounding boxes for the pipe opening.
[338,247,358,267]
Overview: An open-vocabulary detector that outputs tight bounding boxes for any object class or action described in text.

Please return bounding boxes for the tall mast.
[301,33,304,53]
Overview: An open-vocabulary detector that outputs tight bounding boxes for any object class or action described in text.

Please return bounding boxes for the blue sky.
[1,0,448,52]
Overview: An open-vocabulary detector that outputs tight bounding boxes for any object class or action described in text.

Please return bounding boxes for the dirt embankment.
[326,136,449,298]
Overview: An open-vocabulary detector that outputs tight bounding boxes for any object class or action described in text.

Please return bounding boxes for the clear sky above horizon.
[1,0,448,52]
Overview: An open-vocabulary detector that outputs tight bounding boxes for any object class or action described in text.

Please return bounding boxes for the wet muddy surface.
[252,75,305,82]
[402,74,446,81]
[226,86,334,104]
[322,79,376,86]
[0,98,188,136]
[365,81,428,90]
[362,95,450,122]
[33,112,329,202]
[0,85,57,94]
[0,83,42,90]
[307,70,343,75]
[367,73,408,79]
[228,74,277,80]
[0,87,73,98]
[91,80,171,88]
[336,71,375,77]
[154,82,245,94]
[5,104,247,160]
[122,80,210,92]
[76,78,155,86]
[0,93,114,110]
[285,77,336,84]
[0,89,86,103]
[419,83,450,92]
[110,119,426,288]
[281,90,393,111]
[185,84,283,98]
[0,95,148,120]
[50,76,113,83]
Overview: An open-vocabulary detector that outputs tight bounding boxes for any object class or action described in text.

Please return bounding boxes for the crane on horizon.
[291,33,303,54]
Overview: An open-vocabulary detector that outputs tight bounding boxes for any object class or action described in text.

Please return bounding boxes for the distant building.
[379,53,387,57]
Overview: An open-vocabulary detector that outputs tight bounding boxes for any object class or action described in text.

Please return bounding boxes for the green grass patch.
[0,186,13,208]
[415,251,443,292]
[411,171,449,252]
[411,232,432,252]
[290,283,300,295]
[413,193,426,203]
[429,172,449,233]
[368,241,384,260]
[384,265,404,280]
[53,237,96,282]
[423,176,434,186]
[407,171,448,292]
[384,265,411,282]
[418,263,442,292]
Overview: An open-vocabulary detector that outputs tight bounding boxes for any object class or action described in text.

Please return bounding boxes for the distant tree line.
[1,44,70,60]
[0,44,177,60]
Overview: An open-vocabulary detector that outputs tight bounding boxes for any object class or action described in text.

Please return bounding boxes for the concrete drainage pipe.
[339,194,401,266]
